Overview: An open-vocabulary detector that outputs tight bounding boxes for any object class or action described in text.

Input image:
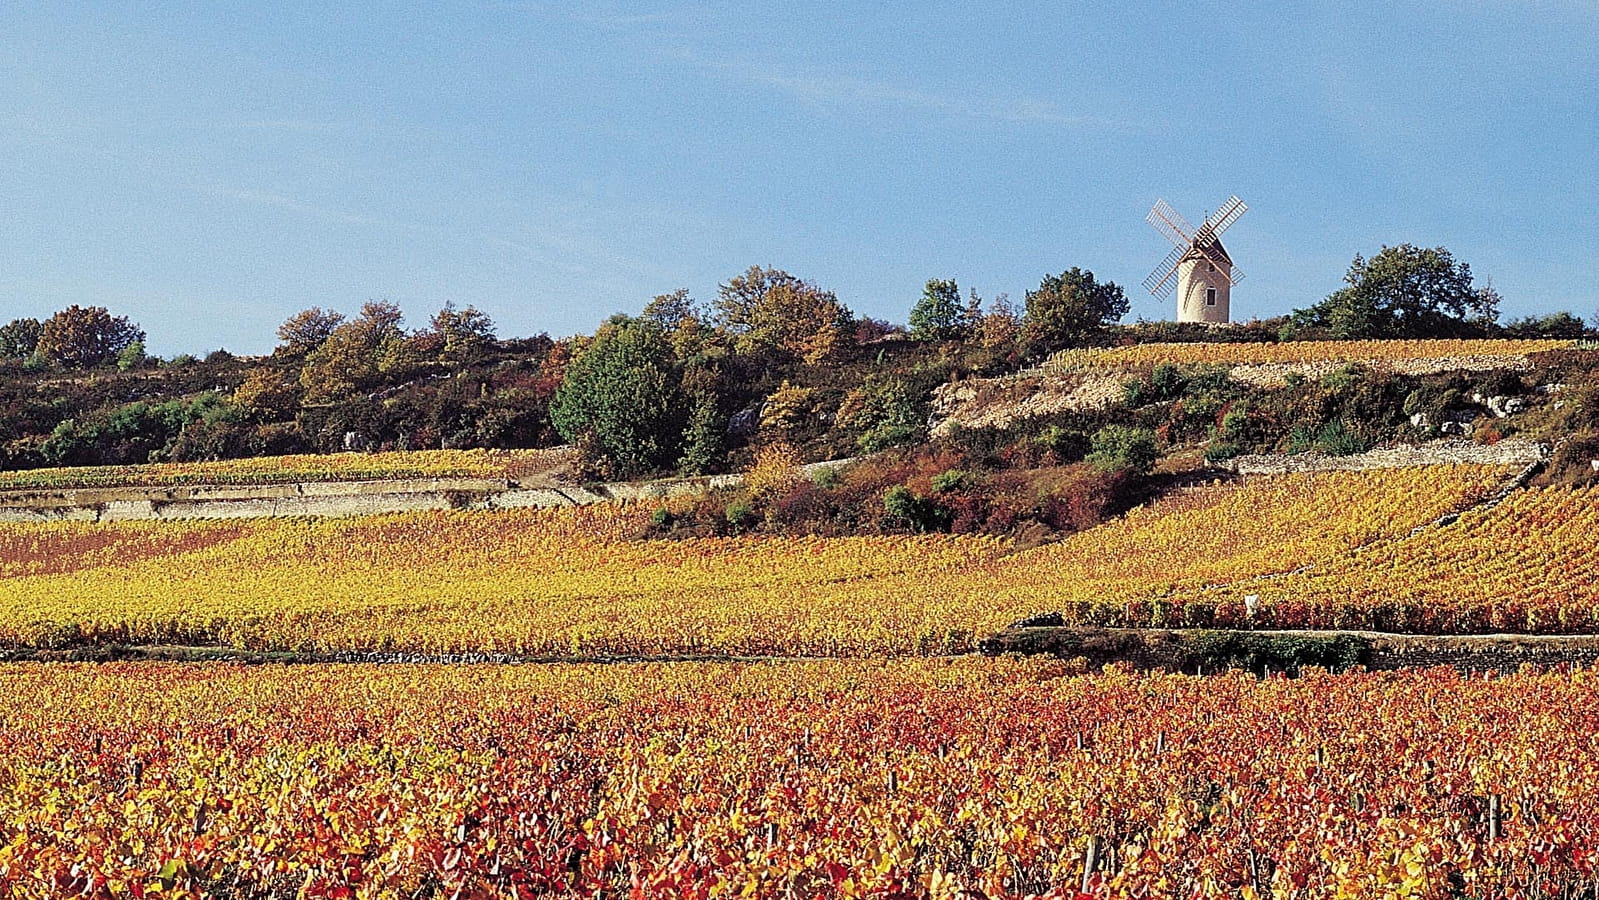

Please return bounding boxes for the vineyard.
[0,465,1521,655]
[2,659,1598,899]
[0,448,571,492]
[1044,339,1573,373]
[2,435,1596,897]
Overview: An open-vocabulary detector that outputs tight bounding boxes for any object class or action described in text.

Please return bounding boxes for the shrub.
[882,484,950,534]
[1315,419,1368,456]
[1086,425,1158,475]
[724,498,754,530]
[744,441,804,498]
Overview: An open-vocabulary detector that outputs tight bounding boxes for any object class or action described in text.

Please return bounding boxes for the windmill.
[1142,195,1247,324]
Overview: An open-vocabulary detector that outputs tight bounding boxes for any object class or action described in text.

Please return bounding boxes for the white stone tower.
[1175,237,1232,324]
[1143,196,1247,324]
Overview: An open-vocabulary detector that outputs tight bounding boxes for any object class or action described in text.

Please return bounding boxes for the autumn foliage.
[0,464,1529,655]
[2,660,1599,898]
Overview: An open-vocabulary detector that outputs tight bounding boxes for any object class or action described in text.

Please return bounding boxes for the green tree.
[677,391,727,475]
[1291,245,1498,339]
[35,306,145,368]
[0,318,42,361]
[908,278,970,341]
[1020,268,1128,356]
[550,318,685,479]
[116,341,149,372]
[1503,310,1587,339]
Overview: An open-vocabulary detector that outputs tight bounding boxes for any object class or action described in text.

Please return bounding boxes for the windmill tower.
[1142,196,1247,324]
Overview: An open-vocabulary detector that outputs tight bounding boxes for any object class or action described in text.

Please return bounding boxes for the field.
[0,448,571,492]
[0,465,1517,655]
[3,451,1596,898]
[2,659,1597,899]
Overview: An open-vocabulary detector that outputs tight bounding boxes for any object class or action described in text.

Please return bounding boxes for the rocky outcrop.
[929,373,1127,435]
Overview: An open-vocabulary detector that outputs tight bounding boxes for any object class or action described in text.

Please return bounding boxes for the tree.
[116,341,148,372]
[430,302,497,366]
[642,289,713,359]
[0,318,42,361]
[1503,310,1587,340]
[677,391,727,475]
[909,278,972,341]
[550,318,685,479]
[714,266,853,362]
[35,306,145,368]
[979,293,1021,350]
[276,307,347,356]
[641,289,699,330]
[300,301,413,404]
[1290,245,1498,339]
[233,367,303,422]
[1020,268,1128,356]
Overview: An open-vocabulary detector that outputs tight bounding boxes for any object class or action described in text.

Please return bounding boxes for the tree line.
[0,244,1589,481]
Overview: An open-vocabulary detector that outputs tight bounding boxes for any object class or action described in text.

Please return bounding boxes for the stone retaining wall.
[1226,437,1547,475]
[0,459,855,522]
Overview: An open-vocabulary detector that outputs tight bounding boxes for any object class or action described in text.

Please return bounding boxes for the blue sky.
[3,2,1596,356]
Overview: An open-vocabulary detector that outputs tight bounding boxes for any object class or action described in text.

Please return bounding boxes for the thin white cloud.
[673,49,1144,131]
[197,184,423,232]
[226,119,361,134]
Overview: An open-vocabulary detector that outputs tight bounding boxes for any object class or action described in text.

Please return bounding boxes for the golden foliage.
[0,465,1512,654]
[1046,338,1572,372]
[0,448,570,491]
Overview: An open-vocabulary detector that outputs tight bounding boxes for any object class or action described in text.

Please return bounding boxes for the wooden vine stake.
[1081,836,1099,894]
[1488,793,1502,841]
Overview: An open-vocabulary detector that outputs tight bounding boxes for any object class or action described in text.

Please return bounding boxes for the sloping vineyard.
[0,464,1512,655]
[0,448,569,491]
[1045,339,1571,373]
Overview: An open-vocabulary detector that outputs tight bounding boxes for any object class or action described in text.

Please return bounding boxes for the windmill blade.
[1200,196,1247,237]
[1146,198,1194,249]
[1196,247,1245,286]
[1142,245,1184,298]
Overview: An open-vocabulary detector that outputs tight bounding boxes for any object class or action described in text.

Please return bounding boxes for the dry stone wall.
[0,459,853,522]
[1225,438,1547,476]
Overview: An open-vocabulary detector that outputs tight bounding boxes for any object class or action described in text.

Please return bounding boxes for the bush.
[724,498,755,530]
[1086,425,1158,475]
[882,484,950,534]
[1315,419,1368,456]
[1204,442,1242,462]
[1031,425,1090,465]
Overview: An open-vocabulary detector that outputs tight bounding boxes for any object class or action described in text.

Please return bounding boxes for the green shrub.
[810,465,842,489]
[930,469,969,494]
[1315,419,1368,456]
[724,498,755,530]
[1150,363,1183,397]
[1086,425,1158,475]
[1204,441,1241,463]
[883,484,950,533]
[858,422,922,453]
